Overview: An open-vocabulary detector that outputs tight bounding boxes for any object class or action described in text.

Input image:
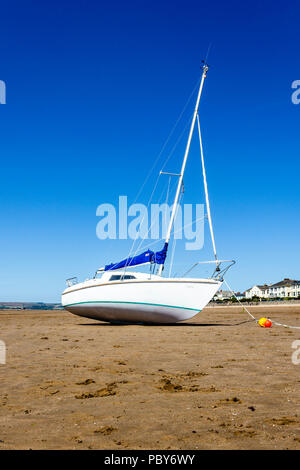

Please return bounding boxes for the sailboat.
[62,63,234,323]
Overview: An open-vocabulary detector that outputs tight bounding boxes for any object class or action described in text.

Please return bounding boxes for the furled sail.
[104,243,168,271]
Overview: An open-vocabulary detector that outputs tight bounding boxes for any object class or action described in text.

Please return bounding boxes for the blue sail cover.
[104,243,168,271]
[152,242,168,264]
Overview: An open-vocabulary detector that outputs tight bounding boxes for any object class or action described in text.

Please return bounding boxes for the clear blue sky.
[0,0,299,302]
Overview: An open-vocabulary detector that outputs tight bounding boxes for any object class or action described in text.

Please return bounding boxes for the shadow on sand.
[78,319,254,327]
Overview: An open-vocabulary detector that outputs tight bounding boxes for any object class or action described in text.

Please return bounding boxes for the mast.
[158,63,209,276]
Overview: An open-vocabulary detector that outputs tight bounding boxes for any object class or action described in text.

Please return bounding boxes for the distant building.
[266,279,300,298]
[245,279,300,299]
[213,278,300,302]
[235,292,245,300]
[245,285,269,299]
[213,290,233,300]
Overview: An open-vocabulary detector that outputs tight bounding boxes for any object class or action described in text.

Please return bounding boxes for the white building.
[266,279,300,298]
[245,279,300,299]
[214,279,300,302]
[213,290,233,300]
[245,285,268,299]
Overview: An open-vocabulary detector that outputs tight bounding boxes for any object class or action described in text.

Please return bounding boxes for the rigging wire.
[204,42,212,63]
[127,213,207,254]
[123,75,201,266]
[164,176,171,232]
[131,174,177,258]
[118,76,201,274]
[159,115,193,174]
[125,113,193,264]
[110,68,213,275]
[121,172,162,276]
[197,114,218,264]
[129,78,202,209]
[168,190,183,277]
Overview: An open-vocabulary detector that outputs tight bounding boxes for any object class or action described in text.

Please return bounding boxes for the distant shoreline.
[0,302,62,310]
[207,302,300,308]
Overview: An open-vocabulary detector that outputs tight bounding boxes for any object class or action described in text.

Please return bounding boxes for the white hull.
[62,276,222,324]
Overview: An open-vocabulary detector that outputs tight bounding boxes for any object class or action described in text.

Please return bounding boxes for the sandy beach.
[0,306,299,450]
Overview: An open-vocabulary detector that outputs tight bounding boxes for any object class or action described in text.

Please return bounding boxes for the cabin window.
[109,275,136,281]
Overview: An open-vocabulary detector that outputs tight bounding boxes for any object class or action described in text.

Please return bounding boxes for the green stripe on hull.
[64,300,200,311]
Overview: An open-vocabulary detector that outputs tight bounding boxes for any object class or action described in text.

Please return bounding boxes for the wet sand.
[0,306,299,449]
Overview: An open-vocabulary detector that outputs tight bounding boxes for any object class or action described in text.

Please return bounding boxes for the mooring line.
[223,279,300,330]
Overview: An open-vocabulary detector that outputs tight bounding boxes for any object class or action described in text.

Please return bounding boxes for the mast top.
[201,60,209,74]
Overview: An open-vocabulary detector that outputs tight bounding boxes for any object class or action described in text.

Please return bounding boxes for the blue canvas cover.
[104,243,168,271]
[152,242,168,264]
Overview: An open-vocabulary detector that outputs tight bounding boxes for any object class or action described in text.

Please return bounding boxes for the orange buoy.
[258,317,268,327]
[258,317,272,328]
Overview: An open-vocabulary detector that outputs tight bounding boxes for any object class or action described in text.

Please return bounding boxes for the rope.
[223,279,256,322]
[223,279,300,329]
[268,319,300,330]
